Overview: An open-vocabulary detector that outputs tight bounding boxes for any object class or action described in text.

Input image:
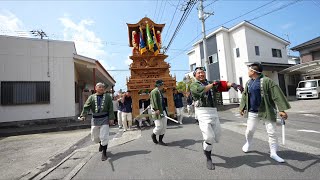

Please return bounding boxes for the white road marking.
[302,113,320,117]
[297,129,320,134]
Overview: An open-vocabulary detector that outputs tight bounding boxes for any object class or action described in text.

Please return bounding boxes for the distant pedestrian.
[117,93,124,129]
[121,90,133,131]
[173,88,184,124]
[112,96,119,126]
[186,91,194,117]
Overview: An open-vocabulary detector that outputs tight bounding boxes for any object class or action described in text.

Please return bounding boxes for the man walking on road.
[121,90,133,132]
[173,88,184,124]
[150,79,168,146]
[190,67,243,170]
[239,62,291,163]
[79,82,115,161]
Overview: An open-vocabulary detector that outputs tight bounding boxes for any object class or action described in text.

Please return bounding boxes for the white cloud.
[124,54,132,66]
[59,16,106,60]
[281,22,294,30]
[0,10,30,37]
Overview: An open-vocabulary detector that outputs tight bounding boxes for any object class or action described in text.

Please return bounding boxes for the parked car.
[296,79,320,99]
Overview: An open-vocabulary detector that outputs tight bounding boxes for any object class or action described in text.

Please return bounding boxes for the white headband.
[249,67,261,74]
[95,82,105,87]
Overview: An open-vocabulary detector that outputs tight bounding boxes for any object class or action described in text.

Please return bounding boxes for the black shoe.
[151,133,158,144]
[101,145,108,161]
[99,142,103,152]
[158,134,167,146]
[204,150,215,170]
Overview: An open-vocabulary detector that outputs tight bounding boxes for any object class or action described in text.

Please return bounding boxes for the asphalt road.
[73,116,320,180]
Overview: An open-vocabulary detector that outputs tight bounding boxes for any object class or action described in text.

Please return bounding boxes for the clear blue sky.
[1,0,319,92]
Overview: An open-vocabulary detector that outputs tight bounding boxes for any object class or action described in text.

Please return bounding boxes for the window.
[190,63,196,71]
[1,81,50,105]
[255,46,260,56]
[272,48,282,58]
[236,48,240,57]
[208,53,218,64]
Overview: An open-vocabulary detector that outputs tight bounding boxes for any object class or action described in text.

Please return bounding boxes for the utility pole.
[285,33,290,56]
[30,30,47,39]
[198,0,213,80]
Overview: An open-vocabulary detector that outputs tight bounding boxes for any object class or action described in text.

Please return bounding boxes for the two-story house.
[187,21,292,103]
[281,36,320,80]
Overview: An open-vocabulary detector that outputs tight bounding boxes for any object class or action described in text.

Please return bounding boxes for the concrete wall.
[0,36,76,122]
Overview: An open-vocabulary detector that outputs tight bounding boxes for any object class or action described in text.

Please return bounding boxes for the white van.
[296,79,320,99]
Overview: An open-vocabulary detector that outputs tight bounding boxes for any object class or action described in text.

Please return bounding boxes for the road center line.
[297,129,320,134]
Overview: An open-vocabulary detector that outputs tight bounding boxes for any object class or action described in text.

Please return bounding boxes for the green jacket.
[190,80,219,108]
[80,93,115,120]
[239,75,291,121]
[150,87,165,119]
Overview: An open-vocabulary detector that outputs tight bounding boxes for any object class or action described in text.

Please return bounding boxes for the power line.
[154,0,159,20]
[249,0,303,21]
[203,0,219,9]
[166,0,279,63]
[156,0,164,22]
[164,0,198,53]
[163,0,182,44]
[312,0,320,8]
[206,0,277,33]
[159,0,168,22]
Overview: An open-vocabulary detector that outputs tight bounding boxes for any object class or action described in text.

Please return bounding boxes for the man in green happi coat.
[79,82,115,161]
[150,79,168,146]
[239,62,291,163]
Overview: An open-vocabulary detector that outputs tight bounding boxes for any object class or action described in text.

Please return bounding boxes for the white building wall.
[228,27,250,102]
[245,27,288,64]
[216,31,239,103]
[194,45,202,67]
[0,36,76,122]
[244,26,287,86]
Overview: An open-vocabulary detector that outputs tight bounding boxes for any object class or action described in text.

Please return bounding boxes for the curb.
[29,130,142,180]
[0,124,91,137]
[18,133,91,180]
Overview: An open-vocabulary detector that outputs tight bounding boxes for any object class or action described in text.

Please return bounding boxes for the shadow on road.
[214,150,319,172]
[166,139,202,152]
[107,150,151,172]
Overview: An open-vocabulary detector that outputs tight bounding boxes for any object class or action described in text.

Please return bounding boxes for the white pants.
[187,105,194,116]
[117,110,122,127]
[91,125,109,146]
[245,112,278,151]
[196,107,221,151]
[139,109,146,120]
[153,111,168,135]
[122,112,132,130]
[147,109,154,125]
[176,107,183,123]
